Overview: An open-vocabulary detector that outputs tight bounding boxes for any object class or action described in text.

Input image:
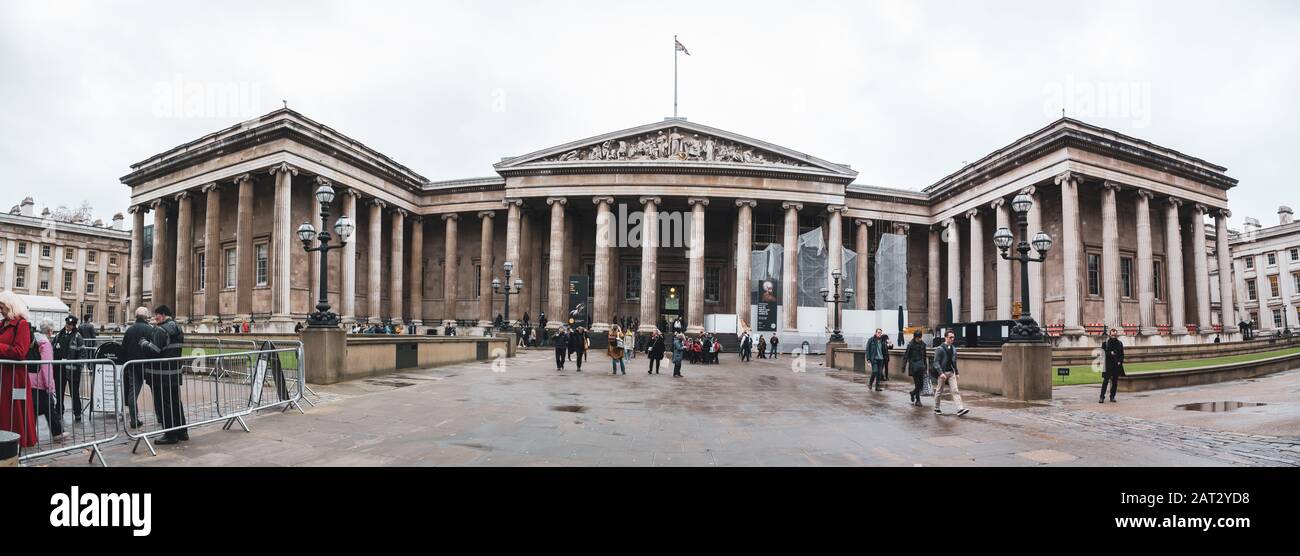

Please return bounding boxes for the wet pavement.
[38,350,1300,467]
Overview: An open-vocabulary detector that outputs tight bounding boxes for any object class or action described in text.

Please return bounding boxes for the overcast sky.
[2,0,1297,229]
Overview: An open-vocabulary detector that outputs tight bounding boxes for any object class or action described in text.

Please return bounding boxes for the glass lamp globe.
[1032,231,1054,254]
[314,184,336,205]
[993,227,1014,250]
[296,222,316,243]
[1011,193,1033,214]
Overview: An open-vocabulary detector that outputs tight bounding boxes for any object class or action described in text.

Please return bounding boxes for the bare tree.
[49,201,95,224]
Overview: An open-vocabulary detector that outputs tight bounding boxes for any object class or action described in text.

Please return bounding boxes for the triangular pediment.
[494,119,857,180]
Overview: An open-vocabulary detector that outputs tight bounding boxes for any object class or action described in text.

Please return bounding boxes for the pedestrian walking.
[1101,328,1125,403]
[0,292,37,448]
[671,332,686,377]
[568,326,586,372]
[904,331,928,406]
[770,335,780,359]
[608,325,627,375]
[880,333,891,381]
[741,332,752,362]
[757,335,767,359]
[866,328,887,392]
[554,326,569,371]
[932,331,969,416]
[647,329,666,374]
[624,328,636,360]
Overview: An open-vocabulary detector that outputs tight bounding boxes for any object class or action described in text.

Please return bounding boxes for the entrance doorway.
[660,284,683,333]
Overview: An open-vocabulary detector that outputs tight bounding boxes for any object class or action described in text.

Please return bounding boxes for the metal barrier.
[2,356,122,467]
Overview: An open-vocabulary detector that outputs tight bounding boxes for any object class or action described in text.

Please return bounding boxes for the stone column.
[638,197,661,334]
[992,199,1012,321]
[1056,173,1084,335]
[545,198,566,331]
[591,197,615,333]
[734,199,755,330]
[519,207,534,323]
[689,198,710,334]
[1165,198,1187,335]
[367,199,386,324]
[944,217,962,322]
[1023,187,1044,324]
[268,163,296,328]
[340,189,358,324]
[309,181,322,317]
[173,192,193,321]
[409,215,424,327]
[1101,181,1122,330]
[96,247,109,325]
[504,199,523,323]
[442,213,460,327]
[129,206,145,310]
[150,199,170,310]
[928,226,942,326]
[390,207,406,323]
[1135,190,1157,335]
[854,219,871,310]
[478,210,495,328]
[966,208,984,322]
[1191,203,1213,332]
[234,173,254,321]
[1216,209,1238,333]
[202,183,222,322]
[826,206,845,331]
[782,202,801,331]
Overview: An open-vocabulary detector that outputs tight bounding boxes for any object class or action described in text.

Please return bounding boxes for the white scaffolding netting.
[751,243,783,299]
[875,232,908,310]
[796,227,857,308]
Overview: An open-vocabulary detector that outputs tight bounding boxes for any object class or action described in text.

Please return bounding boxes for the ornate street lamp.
[820,269,854,343]
[995,193,1052,342]
[298,179,354,328]
[492,260,524,332]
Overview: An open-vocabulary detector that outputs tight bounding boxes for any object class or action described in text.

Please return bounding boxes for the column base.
[1138,326,1159,336]
[1169,328,1188,336]
[1221,326,1239,334]
[685,325,705,335]
[545,322,561,331]
[590,322,610,333]
[637,323,657,334]
[478,320,494,329]
[1062,326,1086,336]
[368,317,383,325]
[234,313,251,323]
[341,316,356,325]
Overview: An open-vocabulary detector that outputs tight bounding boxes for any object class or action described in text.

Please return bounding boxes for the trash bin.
[0,431,19,467]
[852,351,867,374]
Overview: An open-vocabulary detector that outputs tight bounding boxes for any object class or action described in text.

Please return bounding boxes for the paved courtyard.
[42,349,1300,467]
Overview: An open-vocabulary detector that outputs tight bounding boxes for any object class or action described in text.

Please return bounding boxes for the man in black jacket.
[120,307,161,429]
[1100,328,1125,403]
[903,331,928,406]
[150,305,188,444]
[53,316,85,423]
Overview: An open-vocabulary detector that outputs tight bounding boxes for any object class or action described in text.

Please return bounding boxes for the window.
[85,272,97,294]
[1270,275,1281,299]
[1273,312,1283,329]
[1294,272,1300,296]
[1292,248,1299,262]
[38,269,50,292]
[224,248,236,289]
[110,254,118,266]
[705,267,721,303]
[1245,258,1255,270]
[88,250,97,263]
[473,264,482,298]
[625,266,641,300]
[197,251,206,291]
[1268,252,1277,267]
[1248,311,1258,324]
[1087,253,1101,296]
[1247,279,1258,301]
[15,266,26,289]
[83,306,94,323]
[1153,261,1164,301]
[255,243,268,286]
[108,305,117,322]
[41,244,51,258]
[63,270,74,293]
[1120,257,1134,298]
[17,242,26,255]
[64,247,75,262]
[108,274,118,296]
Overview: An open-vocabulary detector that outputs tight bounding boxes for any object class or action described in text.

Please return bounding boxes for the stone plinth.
[1000,342,1053,401]
[824,341,847,369]
[302,327,347,385]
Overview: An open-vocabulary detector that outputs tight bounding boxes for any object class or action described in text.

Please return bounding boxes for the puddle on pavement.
[970,400,1048,410]
[551,405,588,413]
[1175,401,1267,412]
[364,379,417,388]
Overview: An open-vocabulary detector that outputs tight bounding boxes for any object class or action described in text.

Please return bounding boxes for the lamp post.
[994,193,1053,343]
[819,269,854,343]
[491,261,524,332]
[297,179,355,328]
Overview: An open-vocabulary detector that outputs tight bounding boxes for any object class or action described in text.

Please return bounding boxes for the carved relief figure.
[541,127,805,167]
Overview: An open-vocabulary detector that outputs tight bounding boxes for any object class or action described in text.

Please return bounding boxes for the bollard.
[0,431,18,467]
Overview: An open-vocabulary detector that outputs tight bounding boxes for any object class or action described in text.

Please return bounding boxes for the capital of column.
[392,207,409,218]
[592,196,615,206]
[1166,197,1184,209]
[441,212,459,222]
[690,197,711,207]
[964,208,980,219]
[1217,208,1233,219]
[148,198,169,211]
[340,187,359,199]
[1102,180,1123,193]
[409,215,424,225]
[174,190,191,203]
[1054,171,1078,186]
[827,205,846,214]
[127,204,144,215]
[1019,185,1037,197]
[232,173,253,186]
[315,176,333,189]
[200,182,220,194]
[638,196,662,206]
[477,210,495,220]
[370,198,387,210]
[1135,189,1154,201]
[893,222,911,235]
[1193,203,1209,215]
[781,202,803,211]
[733,198,753,208]
[855,218,873,228]
[268,162,298,177]
[503,198,524,208]
[942,218,956,229]
[989,198,1006,210]
[546,197,567,207]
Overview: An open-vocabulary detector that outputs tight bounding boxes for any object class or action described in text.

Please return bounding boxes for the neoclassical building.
[1212,206,1300,333]
[121,109,1240,346]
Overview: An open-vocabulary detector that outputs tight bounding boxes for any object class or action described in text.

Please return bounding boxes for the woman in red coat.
[0,291,36,448]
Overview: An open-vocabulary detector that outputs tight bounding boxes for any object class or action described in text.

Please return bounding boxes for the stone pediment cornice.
[493,119,858,183]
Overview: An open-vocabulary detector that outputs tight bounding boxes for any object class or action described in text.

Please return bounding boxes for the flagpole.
[673,34,678,118]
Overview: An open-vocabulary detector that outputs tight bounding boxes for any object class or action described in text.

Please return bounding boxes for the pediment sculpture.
[543,128,807,167]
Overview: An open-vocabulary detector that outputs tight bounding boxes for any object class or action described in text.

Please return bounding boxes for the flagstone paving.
[36,349,1300,467]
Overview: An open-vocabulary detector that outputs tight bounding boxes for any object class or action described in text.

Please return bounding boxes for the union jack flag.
[675,38,691,56]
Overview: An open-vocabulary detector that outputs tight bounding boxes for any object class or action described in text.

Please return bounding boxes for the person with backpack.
[150,305,188,444]
[0,291,38,447]
[932,331,969,416]
[120,307,162,429]
[903,330,928,406]
[608,325,627,375]
[52,316,85,424]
